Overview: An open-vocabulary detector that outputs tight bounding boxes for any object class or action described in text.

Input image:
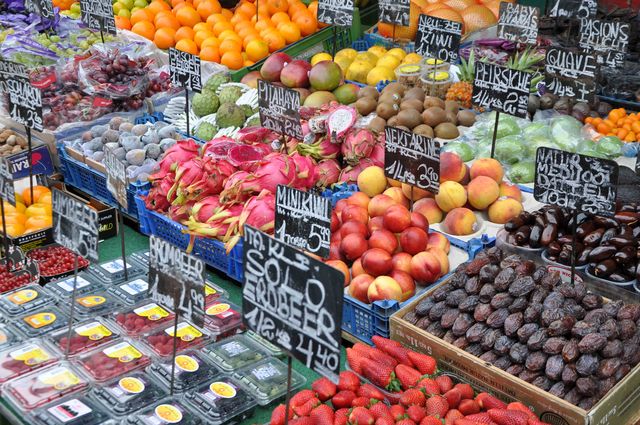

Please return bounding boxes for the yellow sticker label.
[204,286,217,296]
[10,343,50,365]
[75,322,112,341]
[38,366,80,390]
[175,354,199,372]
[165,322,202,342]
[133,303,170,321]
[155,404,183,423]
[7,289,38,305]
[103,342,142,363]
[118,377,145,394]
[209,382,236,399]
[76,296,106,308]
[24,312,56,329]
[206,303,230,316]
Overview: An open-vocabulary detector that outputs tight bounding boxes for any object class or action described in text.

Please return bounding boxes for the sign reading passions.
[544,47,598,103]
[0,60,43,132]
[472,62,531,119]
[258,80,303,140]
[79,0,116,34]
[275,185,332,258]
[384,126,440,193]
[104,147,128,209]
[415,15,462,63]
[317,0,353,26]
[242,226,344,382]
[148,236,206,327]
[497,3,539,45]
[549,0,596,19]
[579,19,630,69]
[534,147,618,215]
[379,0,410,26]
[169,48,202,93]
[52,189,99,262]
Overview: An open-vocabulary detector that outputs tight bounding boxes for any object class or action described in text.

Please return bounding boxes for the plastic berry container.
[245,331,286,358]
[0,340,60,384]
[142,321,209,358]
[148,350,221,393]
[0,324,23,349]
[395,64,422,87]
[45,273,103,299]
[3,363,89,412]
[75,340,151,383]
[183,377,256,425]
[123,399,205,425]
[12,307,69,339]
[420,57,450,72]
[49,318,120,356]
[420,71,452,98]
[233,358,306,406]
[0,285,54,316]
[204,281,228,305]
[90,371,167,418]
[203,299,243,341]
[31,395,117,425]
[107,278,149,306]
[128,251,150,271]
[87,259,144,285]
[62,291,122,320]
[111,302,175,337]
[202,334,268,372]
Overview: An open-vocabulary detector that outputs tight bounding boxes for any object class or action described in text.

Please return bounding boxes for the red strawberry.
[383,345,414,367]
[361,358,401,392]
[310,405,335,425]
[407,405,427,423]
[292,390,317,408]
[416,378,441,395]
[332,391,356,409]
[488,409,529,425]
[454,419,481,425]
[371,335,402,351]
[352,397,370,408]
[338,370,360,392]
[396,364,422,390]
[334,409,349,425]
[479,396,507,411]
[420,416,444,425]
[506,403,536,420]
[426,395,449,418]
[347,348,367,375]
[527,420,549,425]
[270,404,293,425]
[435,376,453,394]
[349,407,375,425]
[465,412,496,424]
[369,401,393,419]
[294,398,321,417]
[390,405,406,421]
[354,344,399,368]
[291,418,314,425]
[375,418,395,425]
[407,351,437,375]
[313,377,337,402]
[400,388,426,407]
[454,383,474,400]
[458,399,480,415]
[444,409,464,425]
[396,419,417,425]
[443,388,461,409]
[358,383,386,401]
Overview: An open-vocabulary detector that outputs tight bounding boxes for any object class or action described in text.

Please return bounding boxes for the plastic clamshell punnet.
[0,284,54,316]
[202,333,268,372]
[183,376,256,425]
[203,299,243,340]
[60,291,123,320]
[86,259,144,285]
[233,357,306,406]
[31,395,117,425]
[74,339,152,383]
[107,277,150,306]
[142,321,209,358]
[12,307,69,338]
[147,349,221,393]
[49,317,121,356]
[90,370,168,417]
[45,273,104,299]
[0,339,60,384]
[111,302,175,337]
[123,399,206,425]
[0,323,23,349]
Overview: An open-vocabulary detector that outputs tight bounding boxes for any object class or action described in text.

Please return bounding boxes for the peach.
[387,178,402,187]
[340,220,369,239]
[414,198,443,224]
[361,248,393,276]
[368,194,396,218]
[340,233,368,260]
[410,251,442,284]
[440,152,466,183]
[383,187,410,208]
[399,227,428,255]
[488,197,524,224]
[499,182,523,202]
[460,164,471,185]
[401,183,433,201]
[427,246,449,276]
[369,229,398,254]
[392,252,412,274]
[329,242,344,261]
[427,232,450,254]
[383,204,412,233]
[349,274,374,303]
[390,270,416,301]
[470,158,504,183]
[331,211,341,233]
[435,181,467,212]
[467,176,500,210]
[352,258,365,277]
[410,212,429,231]
[367,276,403,303]
[442,207,478,236]
[326,260,350,287]
[368,216,384,234]
[342,204,369,225]
[347,192,371,210]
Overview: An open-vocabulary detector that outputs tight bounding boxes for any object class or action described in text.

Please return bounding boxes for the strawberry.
[361,358,401,392]
[352,397,370,408]
[464,413,494,424]
[390,405,406,421]
[443,388,461,409]
[313,377,337,402]
[407,405,427,423]
[426,395,449,418]
[354,344,399,368]
[292,390,318,408]
[400,388,426,407]
[453,383,474,400]
[407,351,437,375]
[375,418,395,425]
[291,418,314,425]
[479,396,507,411]
[358,383,386,401]
[294,398,321,417]
[270,404,293,425]
[506,403,536,420]
[310,405,335,425]
[371,335,402,351]
[349,407,375,425]
[334,408,349,425]
[347,348,367,375]
[420,416,444,425]
[369,401,393,419]
[458,399,480,415]
[444,409,464,425]
[338,370,360,392]
[416,378,441,395]
[435,376,453,393]
[383,345,414,367]
[488,409,530,425]
[332,391,356,410]
[396,419,418,425]
[396,364,422,390]
[454,419,481,425]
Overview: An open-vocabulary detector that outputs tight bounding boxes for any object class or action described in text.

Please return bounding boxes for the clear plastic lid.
[0,284,54,316]
[3,363,89,411]
[245,331,285,358]
[0,324,22,349]
[233,358,306,406]
[58,291,123,320]
[111,302,176,337]
[90,371,167,417]
[49,318,120,356]
[74,340,152,383]
[107,278,149,306]
[202,334,268,372]
[12,307,69,338]
[203,299,243,339]
[142,321,209,358]
[87,259,144,285]
[183,377,256,425]
[45,274,104,299]
[128,251,150,271]
[123,399,205,425]
[204,281,228,305]
[147,350,221,393]
[31,395,117,425]
[0,339,60,384]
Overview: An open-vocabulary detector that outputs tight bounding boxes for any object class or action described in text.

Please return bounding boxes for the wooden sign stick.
[25,126,34,208]
[169,298,181,395]
[0,200,7,262]
[64,254,80,358]
[490,111,500,159]
[283,356,293,425]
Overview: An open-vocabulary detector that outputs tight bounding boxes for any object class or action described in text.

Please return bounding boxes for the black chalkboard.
[0,158,15,206]
[52,188,99,262]
[578,19,630,69]
[534,147,618,215]
[544,47,598,103]
[25,0,55,20]
[384,126,440,193]
[415,14,462,63]
[317,0,354,26]
[104,147,128,209]
[472,62,531,119]
[635,149,639,176]
[379,0,410,26]
[0,60,43,132]
[148,236,206,328]
[549,0,596,19]
[275,185,332,258]
[497,3,539,45]
[80,0,116,35]
[243,225,344,383]
[169,48,202,93]
[258,80,303,140]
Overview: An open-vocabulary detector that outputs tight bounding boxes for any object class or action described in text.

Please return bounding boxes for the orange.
[254,19,274,32]
[262,29,285,52]
[271,11,289,25]
[219,37,242,54]
[220,51,243,69]
[155,12,181,30]
[192,22,210,32]
[236,1,256,17]
[245,39,269,61]
[176,5,201,26]
[176,38,199,54]
[148,0,171,14]
[234,20,253,32]
[631,121,640,133]
[196,0,220,19]
[132,20,156,39]
[277,21,300,43]
[267,0,288,14]
[218,29,239,40]
[237,26,258,39]
[175,26,195,41]
[171,0,184,7]
[213,20,234,35]
[242,32,260,47]
[172,1,188,13]
[307,1,317,19]
[154,27,177,48]
[201,36,221,50]
[21,186,50,205]
[199,45,221,62]
[221,8,232,19]
[597,123,611,134]
[207,12,227,25]
[194,29,215,47]
[293,13,316,36]
[130,9,153,26]
[115,16,131,29]
[244,59,255,66]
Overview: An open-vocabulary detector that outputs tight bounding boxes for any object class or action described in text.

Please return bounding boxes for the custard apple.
[192,91,220,117]
[218,86,243,105]
[216,104,245,128]
[196,122,217,141]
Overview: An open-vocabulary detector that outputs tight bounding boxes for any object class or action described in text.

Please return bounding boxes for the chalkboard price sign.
[534,147,618,215]
[317,0,354,26]
[25,0,54,20]
[384,126,440,193]
[148,236,206,328]
[169,48,202,93]
[243,225,344,382]
[80,0,116,35]
[258,80,303,140]
[549,0,596,19]
[0,158,15,206]
[579,19,630,69]
[415,15,462,63]
[52,188,99,262]
[472,62,531,119]
[275,185,332,258]
[104,147,128,209]
[0,61,43,132]
[379,0,410,26]
[497,3,539,45]
[544,47,598,103]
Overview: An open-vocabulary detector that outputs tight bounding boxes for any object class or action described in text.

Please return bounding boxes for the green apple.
[113,1,123,13]
[119,0,134,10]
[117,8,131,17]
[133,0,148,7]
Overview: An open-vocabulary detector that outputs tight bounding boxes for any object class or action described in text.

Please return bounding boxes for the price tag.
[25,0,55,20]
[578,19,630,69]
[169,48,202,93]
[415,15,462,63]
[104,147,128,209]
[534,147,618,215]
[0,158,15,206]
[549,0,596,19]
[472,62,531,119]
[497,3,539,45]
[243,226,343,382]
[148,236,205,328]
[51,188,99,262]
[384,126,440,193]
[258,80,303,140]
[0,60,43,132]
[80,0,116,34]
[275,185,332,258]
[544,47,598,103]
[317,0,354,26]
[379,0,410,26]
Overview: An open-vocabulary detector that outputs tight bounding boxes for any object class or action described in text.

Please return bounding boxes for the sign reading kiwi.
[317,0,354,26]
[578,19,630,69]
[415,14,463,63]
[384,126,440,193]
[497,3,539,45]
[379,0,410,26]
[472,62,531,119]
[544,47,598,103]
[549,0,596,19]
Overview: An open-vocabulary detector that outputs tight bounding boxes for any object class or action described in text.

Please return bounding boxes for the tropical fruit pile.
[330,46,422,87]
[1,186,52,238]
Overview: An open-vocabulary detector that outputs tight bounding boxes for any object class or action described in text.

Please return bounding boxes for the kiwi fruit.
[379,92,402,104]
[377,102,399,120]
[445,111,458,125]
[369,116,387,134]
[397,109,423,129]
[457,110,476,127]
[403,87,426,102]
[358,86,379,100]
[383,82,405,96]
[444,100,460,113]
[396,125,411,132]
[434,122,459,139]
[422,107,447,127]
[400,99,424,113]
[423,96,445,109]
[356,97,377,116]
[387,115,400,127]
[413,124,434,137]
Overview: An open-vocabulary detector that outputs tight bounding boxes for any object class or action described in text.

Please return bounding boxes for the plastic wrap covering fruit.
[183,378,256,425]
[148,350,221,393]
[112,302,175,337]
[13,307,69,338]
[233,358,306,406]
[90,371,167,417]
[50,318,120,356]
[0,285,53,316]
[124,400,206,425]
[142,321,209,358]
[203,299,243,340]
[202,334,268,372]
[0,340,59,384]
[75,340,151,382]
[31,395,117,425]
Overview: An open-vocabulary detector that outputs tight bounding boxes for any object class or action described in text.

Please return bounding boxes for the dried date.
[432,284,453,302]
[524,305,543,323]
[545,355,565,380]
[509,276,535,297]
[494,356,512,371]
[577,333,607,353]
[576,354,599,376]
[527,329,548,351]
[446,289,467,307]
[573,281,587,302]
[543,292,565,310]
[564,388,582,405]
[562,339,580,363]
[481,329,503,351]
[450,272,467,289]
[541,309,565,327]
[506,364,524,375]
[540,272,561,290]
[508,297,528,313]
[415,297,435,316]
[500,254,523,269]
[443,331,456,344]
[525,351,548,372]
[532,267,547,283]
[572,321,599,338]
[428,301,448,321]
[440,309,460,329]
[618,319,637,340]
[517,323,539,343]
[452,313,474,336]
[416,316,432,330]
[465,277,482,295]
[549,382,568,398]
[615,364,632,382]
[426,322,446,338]
[597,358,621,378]
[515,260,536,277]
[532,376,553,391]
[485,246,503,264]
[603,300,623,318]
[466,256,491,276]
[530,288,550,305]
[576,377,597,396]
[404,311,420,325]
[548,317,576,337]
[479,264,500,283]
[582,293,603,310]
[479,351,499,363]
[583,309,608,326]
[599,319,619,340]
[486,308,509,328]
[578,397,597,410]
[490,293,514,309]
[466,323,488,343]
[562,364,578,384]
[466,344,484,357]
[453,337,469,349]
[509,342,529,364]
[504,313,524,337]
[479,284,496,304]
[563,303,586,320]
[617,304,640,321]
[518,369,541,383]
[598,377,616,399]
[555,283,576,298]
[494,267,516,291]
[494,335,516,355]
[602,339,623,358]
[459,295,480,313]
[543,337,567,355]
[474,304,494,323]
[622,343,640,364]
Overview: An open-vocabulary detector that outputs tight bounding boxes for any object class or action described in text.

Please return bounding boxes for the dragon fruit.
[168,157,208,205]
[150,139,199,181]
[190,195,222,223]
[145,174,175,212]
[220,153,297,202]
[225,190,275,252]
[201,137,238,160]
[341,128,376,165]
[370,143,385,167]
[236,126,279,145]
[227,144,267,171]
[296,135,340,160]
[184,203,244,251]
[326,106,357,140]
[290,152,316,189]
[338,159,377,184]
[168,200,196,223]
[314,159,341,188]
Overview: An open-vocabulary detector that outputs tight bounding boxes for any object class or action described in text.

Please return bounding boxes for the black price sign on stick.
[243,225,344,382]
[497,3,539,45]
[0,159,15,207]
[0,60,43,132]
[415,15,462,63]
[258,80,303,140]
[169,48,202,92]
[25,0,54,20]
[544,47,598,103]
[379,0,410,26]
[80,0,116,35]
[579,19,630,69]
[275,185,332,258]
[52,189,100,262]
[384,126,440,193]
[472,62,531,119]
[549,0,596,19]
[104,148,128,209]
[317,0,354,26]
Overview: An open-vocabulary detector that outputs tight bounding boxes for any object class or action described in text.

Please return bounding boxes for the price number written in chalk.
[579,19,630,69]
[104,147,128,209]
[169,48,202,92]
[472,62,531,119]
[549,0,596,19]
[317,0,353,26]
[25,0,54,20]
[0,60,43,132]
[52,189,99,262]
[544,47,598,103]
[384,126,440,193]
[258,80,303,140]
[80,0,116,34]
[379,0,410,26]
[497,3,539,45]
[0,158,15,206]
[415,15,462,63]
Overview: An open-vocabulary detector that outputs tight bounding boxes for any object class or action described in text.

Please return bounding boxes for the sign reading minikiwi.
[415,15,463,63]
[497,3,539,45]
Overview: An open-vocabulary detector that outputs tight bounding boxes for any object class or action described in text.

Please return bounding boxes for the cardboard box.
[390,280,640,425]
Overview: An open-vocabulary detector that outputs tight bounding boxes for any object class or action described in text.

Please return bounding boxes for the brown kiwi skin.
[423,96,445,109]
[444,100,460,113]
[413,124,434,137]
[404,87,426,102]
[387,115,400,127]
[397,109,423,129]
[434,122,460,139]
[358,86,379,100]
[400,99,424,113]
[445,111,458,125]
[422,107,447,127]
[356,97,377,116]
[457,110,477,127]
[383,82,405,96]
[377,103,399,120]
[396,125,411,132]
[379,93,402,105]
[369,116,387,134]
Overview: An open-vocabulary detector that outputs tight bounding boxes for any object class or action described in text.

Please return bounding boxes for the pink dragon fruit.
[227,144,267,171]
[184,202,244,251]
[145,174,175,212]
[370,143,385,167]
[285,136,299,153]
[225,190,275,252]
[168,200,196,223]
[190,195,222,223]
[290,152,316,189]
[326,106,357,140]
[338,158,377,184]
[201,137,238,160]
[296,135,340,160]
[167,157,207,205]
[236,126,279,145]
[313,159,341,188]
[341,128,376,165]
[220,153,297,202]
[150,139,199,181]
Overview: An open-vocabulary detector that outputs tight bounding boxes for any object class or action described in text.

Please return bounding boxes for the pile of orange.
[1,186,53,238]
[117,0,320,69]
[586,108,640,142]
